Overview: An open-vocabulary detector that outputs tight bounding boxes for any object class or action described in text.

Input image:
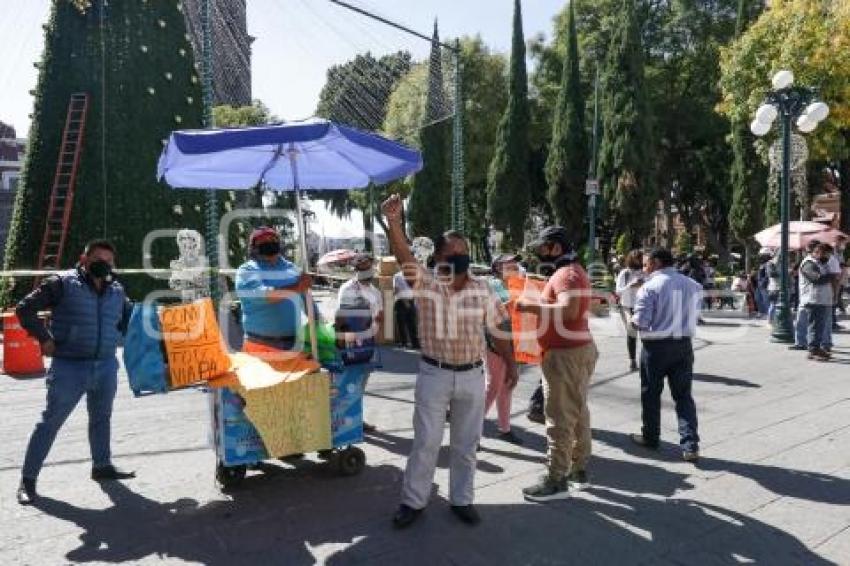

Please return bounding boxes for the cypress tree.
[596,0,654,247]
[1,0,215,303]
[486,0,531,249]
[729,0,767,244]
[545,1,588,244]
[408,21,450,240]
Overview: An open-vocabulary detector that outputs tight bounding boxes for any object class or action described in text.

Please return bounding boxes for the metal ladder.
[36,93,89,277]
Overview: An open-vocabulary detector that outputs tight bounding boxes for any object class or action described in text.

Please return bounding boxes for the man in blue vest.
[16,240,134,505]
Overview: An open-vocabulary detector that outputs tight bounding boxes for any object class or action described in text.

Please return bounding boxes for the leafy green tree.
[384,37,508,257]
[213,100,275,127]
[545,1,588,244]
[675,231,693,256]
[314,50,412,249]
[615,233,629,261]
[487,0,531,249]
[596,0,655,247]
[211,101,297,255]
[646,0,739,259]
[720,0,850,233]
[533,0,740,256]
[2,0,214,304]
[728,0,766,247]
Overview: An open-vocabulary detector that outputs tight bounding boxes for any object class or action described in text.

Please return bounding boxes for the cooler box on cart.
[212,362,372,488]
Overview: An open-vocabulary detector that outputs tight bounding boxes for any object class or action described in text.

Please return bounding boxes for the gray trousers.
[401,361,485,509]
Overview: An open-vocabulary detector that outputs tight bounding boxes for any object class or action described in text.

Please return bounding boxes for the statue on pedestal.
[169,229,209,302]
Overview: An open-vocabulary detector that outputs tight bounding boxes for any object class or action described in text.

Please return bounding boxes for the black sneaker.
[523,475,569,502]
[392,504,423,529]
[567,469,588,486]
[91,465,136,481]
[497,430,524,445]
[630,433,659,450]
[527,411,545,425]
[17,478,37,505]
[450,504,481,525]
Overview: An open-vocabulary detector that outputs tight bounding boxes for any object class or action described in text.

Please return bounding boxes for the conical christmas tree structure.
[1,0,218,303]
[408,20,451,240]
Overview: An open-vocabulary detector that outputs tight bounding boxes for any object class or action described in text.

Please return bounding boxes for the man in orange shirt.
[516,226,598,502]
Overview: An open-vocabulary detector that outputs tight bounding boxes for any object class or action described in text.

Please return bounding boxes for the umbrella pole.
[294,188,320,361]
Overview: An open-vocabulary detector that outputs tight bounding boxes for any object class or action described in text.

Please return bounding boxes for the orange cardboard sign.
[159,298,230,388]
[505,276,544,365]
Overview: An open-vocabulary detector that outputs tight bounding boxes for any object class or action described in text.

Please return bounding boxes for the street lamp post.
[586,62,601,259]
[750,70,830,342]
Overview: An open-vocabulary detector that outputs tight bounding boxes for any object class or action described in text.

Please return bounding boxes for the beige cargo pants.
[541,343,599,479]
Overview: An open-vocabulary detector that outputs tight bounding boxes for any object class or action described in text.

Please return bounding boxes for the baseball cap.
[249,226,279,246]
[528,226,572,248]
[528,226,573,251]
[491,252,521,273]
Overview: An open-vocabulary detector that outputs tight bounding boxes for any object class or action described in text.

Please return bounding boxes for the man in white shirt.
[339,254,383,323]
[630,248,703,462]
[337,253,383,431]
[823,240,844,350]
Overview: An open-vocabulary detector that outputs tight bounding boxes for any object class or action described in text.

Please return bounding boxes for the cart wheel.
[216,462,246,488]
[335,446,366,476]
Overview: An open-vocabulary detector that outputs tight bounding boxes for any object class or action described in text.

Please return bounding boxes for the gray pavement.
[1,314,849,565]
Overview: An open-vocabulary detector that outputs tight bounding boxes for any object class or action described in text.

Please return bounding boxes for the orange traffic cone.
[3,311,45,375]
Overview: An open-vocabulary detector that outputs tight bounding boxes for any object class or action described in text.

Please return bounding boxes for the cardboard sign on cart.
[234,371,332,457]
[160,298,231,389]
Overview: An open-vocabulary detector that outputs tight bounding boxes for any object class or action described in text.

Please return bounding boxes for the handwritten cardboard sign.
[235,370,332,457]
[506,276,544,365]
[159,298,230,388]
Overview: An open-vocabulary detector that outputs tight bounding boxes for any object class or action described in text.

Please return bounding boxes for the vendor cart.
[211,355,377,489]
[155,119,419,489]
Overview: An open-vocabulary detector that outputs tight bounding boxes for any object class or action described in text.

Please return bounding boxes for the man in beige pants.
[517,226,598,502]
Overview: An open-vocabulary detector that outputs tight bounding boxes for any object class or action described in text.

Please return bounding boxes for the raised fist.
[381,194,403,223]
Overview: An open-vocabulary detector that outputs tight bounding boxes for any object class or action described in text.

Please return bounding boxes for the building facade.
[0,121,26,263]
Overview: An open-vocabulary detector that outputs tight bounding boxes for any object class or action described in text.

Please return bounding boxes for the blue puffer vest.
[50,269,126,360]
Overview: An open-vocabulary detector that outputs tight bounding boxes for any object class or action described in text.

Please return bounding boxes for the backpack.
[123,303,168,396]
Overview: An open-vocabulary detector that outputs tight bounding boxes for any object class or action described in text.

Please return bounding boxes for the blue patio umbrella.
[157,118,422,356]
[157,118,423,267]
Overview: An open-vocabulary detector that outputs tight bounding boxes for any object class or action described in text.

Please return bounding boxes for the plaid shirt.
[414,270,508,365]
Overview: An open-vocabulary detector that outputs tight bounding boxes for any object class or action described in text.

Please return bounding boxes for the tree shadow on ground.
[30,459,832,566]
[595,429,850,506]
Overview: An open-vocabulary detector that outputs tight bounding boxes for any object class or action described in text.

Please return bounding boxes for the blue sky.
[0,0,566,235]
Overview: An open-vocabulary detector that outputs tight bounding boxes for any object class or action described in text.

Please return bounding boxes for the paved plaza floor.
[1,314,849,565]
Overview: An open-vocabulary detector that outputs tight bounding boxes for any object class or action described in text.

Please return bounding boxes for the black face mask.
[442,254,471,275]
[818,256,829,264]
[537,253,560,264]
[538,263,556,277]
[257,241,281,257]
[88,260,112,280]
